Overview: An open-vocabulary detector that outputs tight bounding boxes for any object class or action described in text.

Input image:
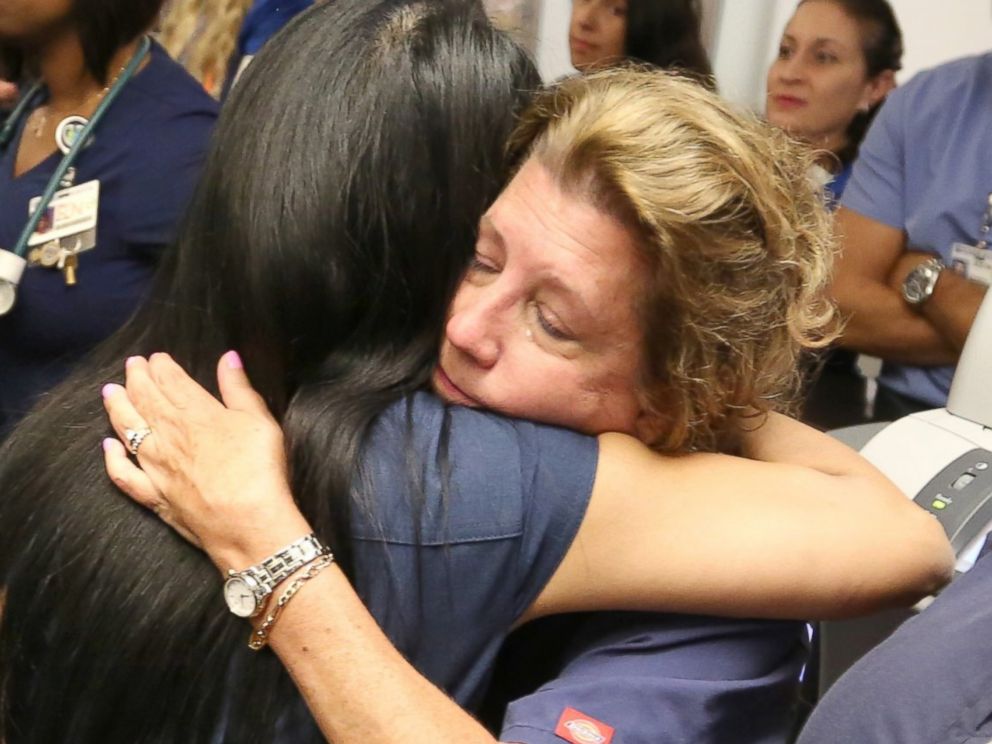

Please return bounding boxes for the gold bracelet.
[248,554,335,651]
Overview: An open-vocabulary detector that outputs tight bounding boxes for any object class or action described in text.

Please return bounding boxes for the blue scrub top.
[841,52,992,407]
[238,0,315,56]
[490,613,806,744]
[798,538,992,744]
[0,42,217,434]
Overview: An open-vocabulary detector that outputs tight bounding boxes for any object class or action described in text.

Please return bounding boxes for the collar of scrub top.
[0,34,152,260]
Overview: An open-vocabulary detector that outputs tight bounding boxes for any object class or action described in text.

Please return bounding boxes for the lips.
[432,365,481,408]
[771,94,806,110]
[570,36,595,54]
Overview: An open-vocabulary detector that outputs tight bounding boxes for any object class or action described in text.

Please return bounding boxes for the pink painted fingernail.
[225,350,243,369]
[102,437,116,452]
[126,356,140,368]
[101,384,116,399]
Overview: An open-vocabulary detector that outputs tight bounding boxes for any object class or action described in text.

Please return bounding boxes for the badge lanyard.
[977,191,992,250]
[0,35,151,315]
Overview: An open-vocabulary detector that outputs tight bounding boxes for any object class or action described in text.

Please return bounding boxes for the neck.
[36,33,142,110]
[813,131,849,170]
[36,30,94,108]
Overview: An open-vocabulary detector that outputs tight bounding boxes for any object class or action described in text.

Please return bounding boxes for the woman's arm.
[527,414,952,623]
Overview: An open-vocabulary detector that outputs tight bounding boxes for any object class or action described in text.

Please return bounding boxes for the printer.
[818,289,992,692]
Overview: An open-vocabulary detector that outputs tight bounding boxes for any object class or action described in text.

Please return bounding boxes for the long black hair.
[624,0,713,82]
[0,0,539,741]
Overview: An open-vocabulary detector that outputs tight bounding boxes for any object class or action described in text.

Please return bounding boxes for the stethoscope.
[0,35,151,316]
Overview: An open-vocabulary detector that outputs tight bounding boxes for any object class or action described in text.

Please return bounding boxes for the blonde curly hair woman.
[441,66,838,455]
[159,0,254,96]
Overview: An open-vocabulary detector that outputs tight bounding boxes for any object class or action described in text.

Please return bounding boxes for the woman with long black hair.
[568,0,712,81]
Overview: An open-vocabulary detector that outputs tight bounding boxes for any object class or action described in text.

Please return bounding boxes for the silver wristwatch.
[223,534,328,618]
[901,257,945,307]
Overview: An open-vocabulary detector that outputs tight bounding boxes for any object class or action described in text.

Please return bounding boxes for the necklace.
[30,54,134,142]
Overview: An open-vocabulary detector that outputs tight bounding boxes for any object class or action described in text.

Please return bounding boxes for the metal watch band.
[241,534,328,593]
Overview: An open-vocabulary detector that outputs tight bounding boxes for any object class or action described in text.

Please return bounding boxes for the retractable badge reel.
[0,249,26,315]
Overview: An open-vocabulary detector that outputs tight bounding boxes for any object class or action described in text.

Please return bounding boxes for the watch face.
[904,274,926,303]
[224,576,258,618]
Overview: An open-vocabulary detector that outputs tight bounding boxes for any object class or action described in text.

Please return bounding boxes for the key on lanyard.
[979,192,992,250]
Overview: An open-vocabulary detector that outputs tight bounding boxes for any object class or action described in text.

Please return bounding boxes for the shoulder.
[355,393,598,545]
[125,42,219,137]
[889,52,992,115]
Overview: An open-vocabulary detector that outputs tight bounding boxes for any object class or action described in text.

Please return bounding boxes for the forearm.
[260,566,499,744]
[738,414,954,607]
[920,269,986,353]
[834,278,957,365]
[740,412,887,477]
[204,498,499,744]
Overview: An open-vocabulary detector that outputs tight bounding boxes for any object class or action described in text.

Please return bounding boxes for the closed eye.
[534,303,574,342]
[469,253,499,274]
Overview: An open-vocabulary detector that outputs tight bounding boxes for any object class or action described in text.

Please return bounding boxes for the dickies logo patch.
[555,707,615,744]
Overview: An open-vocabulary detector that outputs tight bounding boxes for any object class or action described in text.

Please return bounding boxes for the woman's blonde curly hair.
[509,67,838,454]
[158,0,254,96]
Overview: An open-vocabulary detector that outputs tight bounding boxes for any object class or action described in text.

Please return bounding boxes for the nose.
[574,3,597,30]
[775,54,805,84]
[445,289,503,369]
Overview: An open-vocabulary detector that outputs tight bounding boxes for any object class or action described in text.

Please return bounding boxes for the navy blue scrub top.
[239,0,315,55]
[485,613,806,744]
[798,538,992,744]
[0,42,217,435]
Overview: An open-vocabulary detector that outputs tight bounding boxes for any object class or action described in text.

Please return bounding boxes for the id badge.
[950,242,992,287]
[27,179,100,254]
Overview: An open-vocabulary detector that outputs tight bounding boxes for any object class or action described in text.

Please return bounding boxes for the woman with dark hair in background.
[767,0,902,204]
[568,0,712,81]
[766,0,902,430]
[0,0,218,437]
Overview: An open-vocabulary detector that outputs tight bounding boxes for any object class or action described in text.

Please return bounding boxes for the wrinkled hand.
[102,351,313,571]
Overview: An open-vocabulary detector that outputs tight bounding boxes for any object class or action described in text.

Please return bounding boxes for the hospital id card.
[950,242,992,287]
[27,179,100,252]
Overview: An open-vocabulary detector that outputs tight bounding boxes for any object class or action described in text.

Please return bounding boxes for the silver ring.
[124,426,152,456]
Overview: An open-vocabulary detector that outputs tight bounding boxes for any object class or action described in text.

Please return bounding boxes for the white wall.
[535,0,575,81]
[534,1,992,107]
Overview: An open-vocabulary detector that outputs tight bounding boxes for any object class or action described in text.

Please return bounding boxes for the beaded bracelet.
[248,553,335,651]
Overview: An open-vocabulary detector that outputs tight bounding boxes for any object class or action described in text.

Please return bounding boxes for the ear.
[633,404,668,449]
[860,69,896,111]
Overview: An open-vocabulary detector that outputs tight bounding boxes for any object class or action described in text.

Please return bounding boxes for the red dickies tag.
[555,707,615,744]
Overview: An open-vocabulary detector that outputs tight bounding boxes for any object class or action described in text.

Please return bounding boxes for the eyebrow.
[481,215,597,323]
[542,275,596,323]
[478,215,505,249]
[782,33,850,49]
